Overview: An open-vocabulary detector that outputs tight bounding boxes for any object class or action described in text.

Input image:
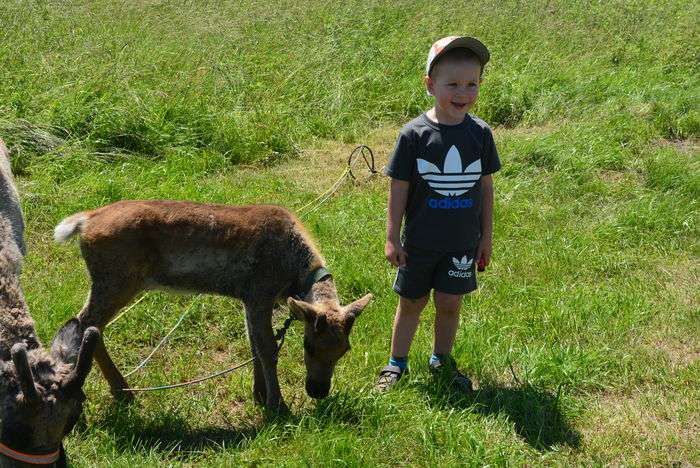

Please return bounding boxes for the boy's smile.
[425,60,482,125]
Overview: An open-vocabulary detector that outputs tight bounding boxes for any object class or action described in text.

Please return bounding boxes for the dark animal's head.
[0,320,99,467]
[288,294,372,399]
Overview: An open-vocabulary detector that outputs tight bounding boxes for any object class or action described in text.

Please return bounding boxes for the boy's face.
[425,59,482,124]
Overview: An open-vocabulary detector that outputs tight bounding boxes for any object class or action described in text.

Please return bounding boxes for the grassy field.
[2,0,699,465]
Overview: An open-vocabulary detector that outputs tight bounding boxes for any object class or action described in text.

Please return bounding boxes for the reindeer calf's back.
[78,201,319,298]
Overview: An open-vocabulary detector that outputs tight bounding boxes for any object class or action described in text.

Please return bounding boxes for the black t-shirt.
[385,113,501,251]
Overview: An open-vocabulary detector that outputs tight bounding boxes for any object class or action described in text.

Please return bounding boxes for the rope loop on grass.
[347,144,376,180]
[297,144,377,218]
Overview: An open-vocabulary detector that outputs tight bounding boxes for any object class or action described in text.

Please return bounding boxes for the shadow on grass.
[84,392,374,460]
[86,401,267,460]
[418,379,581,451]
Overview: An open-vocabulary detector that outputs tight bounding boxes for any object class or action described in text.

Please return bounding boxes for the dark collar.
[295,267,332,299]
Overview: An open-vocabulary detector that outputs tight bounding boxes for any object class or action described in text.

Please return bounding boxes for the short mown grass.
[2,0,698,465]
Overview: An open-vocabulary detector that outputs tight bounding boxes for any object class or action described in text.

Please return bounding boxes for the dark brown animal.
[0,140,99,467]
[54,200,371,409]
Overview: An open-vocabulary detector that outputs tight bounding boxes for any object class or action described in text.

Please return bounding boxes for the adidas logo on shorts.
[448,255,473,278]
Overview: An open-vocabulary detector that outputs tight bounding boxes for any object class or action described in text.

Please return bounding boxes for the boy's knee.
[399,294,429,313]
[433,291,462,313]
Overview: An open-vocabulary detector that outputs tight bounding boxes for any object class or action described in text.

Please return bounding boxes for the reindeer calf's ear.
[288,297,316,322]
[342,294,373,334]
[345,293,373,317]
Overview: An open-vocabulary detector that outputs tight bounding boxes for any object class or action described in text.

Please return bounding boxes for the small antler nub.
[10,343,40,405]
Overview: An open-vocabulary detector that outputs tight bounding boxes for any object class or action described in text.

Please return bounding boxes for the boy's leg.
[391,294,430,359]
[430,290,472,392]
[377,245,436,392]
[432,291,462,356]
[376,295,429,392]
[429,251,478,393]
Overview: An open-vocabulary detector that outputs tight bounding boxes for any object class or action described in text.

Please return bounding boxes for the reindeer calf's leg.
[245,303,285,410]
[78,280,141,402]
[249,343,267,405]
[93,339,133,402]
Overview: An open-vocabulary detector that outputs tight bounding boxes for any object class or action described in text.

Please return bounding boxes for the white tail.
[54,214,88,242]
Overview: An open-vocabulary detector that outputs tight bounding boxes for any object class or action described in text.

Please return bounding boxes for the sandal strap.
[378,364,403,376]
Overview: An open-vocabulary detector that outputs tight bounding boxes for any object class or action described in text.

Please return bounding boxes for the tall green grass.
[1,0,697,166]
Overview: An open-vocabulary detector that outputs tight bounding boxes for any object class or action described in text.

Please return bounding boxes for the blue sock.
[389,356,408,371]
[429,353,445,366]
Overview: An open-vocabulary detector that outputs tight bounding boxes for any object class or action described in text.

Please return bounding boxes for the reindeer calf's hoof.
[113,389,135,404]
[263,401,289,416]
[253,390,266,406]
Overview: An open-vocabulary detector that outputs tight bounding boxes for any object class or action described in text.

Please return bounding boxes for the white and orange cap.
[426,36,490,76]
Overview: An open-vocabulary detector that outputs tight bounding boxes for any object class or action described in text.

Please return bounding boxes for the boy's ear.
[424,75,434,96]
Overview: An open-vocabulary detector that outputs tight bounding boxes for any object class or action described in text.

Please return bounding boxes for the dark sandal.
[375,364,404,392]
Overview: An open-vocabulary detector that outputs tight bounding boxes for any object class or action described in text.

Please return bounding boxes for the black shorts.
[393,244,478,299]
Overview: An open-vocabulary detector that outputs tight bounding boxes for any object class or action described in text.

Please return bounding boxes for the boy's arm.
[385,178,409,267]
[476,174,494,267]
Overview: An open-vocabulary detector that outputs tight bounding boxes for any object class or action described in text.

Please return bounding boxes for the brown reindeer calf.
[55,200,372,409]
[0,140,99,467]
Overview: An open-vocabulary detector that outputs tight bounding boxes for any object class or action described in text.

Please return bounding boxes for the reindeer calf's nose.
[306,380,330,399]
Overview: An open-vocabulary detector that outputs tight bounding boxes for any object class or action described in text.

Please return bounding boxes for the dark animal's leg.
[244,300,285,410]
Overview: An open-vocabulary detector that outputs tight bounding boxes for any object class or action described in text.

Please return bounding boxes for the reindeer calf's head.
[0,321,99,466]
[288,294,372,399]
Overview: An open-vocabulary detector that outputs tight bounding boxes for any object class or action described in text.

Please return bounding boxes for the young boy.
[376,36,501,392]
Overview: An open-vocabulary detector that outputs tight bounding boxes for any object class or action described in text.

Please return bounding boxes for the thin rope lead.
[120,314,295,393]
[123,305,193,378]
[296,168,350,217]
[106,294,147,327]
[121,357,256,392]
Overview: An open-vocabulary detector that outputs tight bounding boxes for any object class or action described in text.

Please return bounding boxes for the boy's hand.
[385,240,407,267]
[475,236,492,271]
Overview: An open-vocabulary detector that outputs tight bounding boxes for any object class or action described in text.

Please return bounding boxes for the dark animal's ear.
[11,343,39,405]
[287,297,318,322]
[62,327,100,393]
[342,294,373,334]
[51,318,83,364]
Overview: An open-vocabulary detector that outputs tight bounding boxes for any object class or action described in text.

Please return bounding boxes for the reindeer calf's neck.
[304,277,339,307]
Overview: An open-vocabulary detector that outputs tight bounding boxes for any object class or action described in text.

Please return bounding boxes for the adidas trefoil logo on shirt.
[417,145,482,196]
[448,255,473,278]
